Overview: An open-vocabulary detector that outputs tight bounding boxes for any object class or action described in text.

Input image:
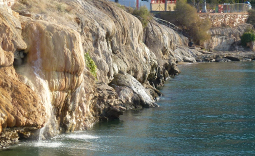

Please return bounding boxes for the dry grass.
[12,0,75,15]
[11,0,77,28]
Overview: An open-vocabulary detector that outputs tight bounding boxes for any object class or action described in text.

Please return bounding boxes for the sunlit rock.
[0,7,45,138]
[22,20,85,92]
[110,73,159,108]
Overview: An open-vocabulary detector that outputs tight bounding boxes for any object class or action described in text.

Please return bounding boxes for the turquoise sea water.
[1,61,255,156]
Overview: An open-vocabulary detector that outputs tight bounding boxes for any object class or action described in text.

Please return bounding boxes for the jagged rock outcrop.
[0,7,46,147]
[195,51,255,62]
[204,24,253,51]
[0,0,193,147]
[110,73,159,109]
[73,0,153,84]
[93,83,125,121]
[145,21,182,87]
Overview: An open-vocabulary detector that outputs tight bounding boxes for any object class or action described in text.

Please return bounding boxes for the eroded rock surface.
[0,7,46,147]
[110,73,159,109]
[0,0,196,147]
[204,24,252,51]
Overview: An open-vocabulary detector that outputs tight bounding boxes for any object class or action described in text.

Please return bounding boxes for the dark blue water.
[1,62,255,156]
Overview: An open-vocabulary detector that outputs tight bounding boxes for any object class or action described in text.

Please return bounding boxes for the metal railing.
[153,17,179,31]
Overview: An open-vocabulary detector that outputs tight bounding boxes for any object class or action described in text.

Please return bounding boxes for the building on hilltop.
[151,0,176,11]
[109,0,176,11]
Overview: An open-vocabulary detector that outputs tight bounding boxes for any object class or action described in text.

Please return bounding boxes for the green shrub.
[131,6,152,28]
[158,0,211,45]
[241,30,255,46]
[84,52,97,79]
[57,4,65,12]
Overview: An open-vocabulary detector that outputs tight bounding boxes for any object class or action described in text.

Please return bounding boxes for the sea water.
[1,61,255,156]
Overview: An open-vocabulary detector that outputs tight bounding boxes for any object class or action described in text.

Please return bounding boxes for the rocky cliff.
[0,0,192,147]
[0,6,47,146]
[204,23,253,51]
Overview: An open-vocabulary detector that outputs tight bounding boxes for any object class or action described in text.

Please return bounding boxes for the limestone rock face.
[0,8,45,136]
[22,20,85,92]
[68,0,157,84]
[0,0,15,7]
[144,20,187,87]
[0,0,193,145]
[204,24,252,51]
[0,67,45,132]
[110,73,159,108]
[20,19,88,136]
[248,41,255,51]
[145,20,187,59]
[174,47,197,63]
[0,7,26,67]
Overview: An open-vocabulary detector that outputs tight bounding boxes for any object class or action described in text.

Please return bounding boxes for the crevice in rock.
[13,50,27,67]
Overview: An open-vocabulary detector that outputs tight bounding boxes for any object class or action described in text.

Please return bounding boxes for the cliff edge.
[0,0,193,147]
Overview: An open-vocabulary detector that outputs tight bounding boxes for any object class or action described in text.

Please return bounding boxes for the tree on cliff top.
[159,0,211,45]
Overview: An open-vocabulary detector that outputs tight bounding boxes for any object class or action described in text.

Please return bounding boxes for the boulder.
[93,83,125,121]
[110,73,159,109]
[248,41,255,51]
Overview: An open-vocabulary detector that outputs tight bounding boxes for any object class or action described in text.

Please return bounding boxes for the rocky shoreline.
[0,0,254,150]
[196,50,255,62]
[0,0,181,148]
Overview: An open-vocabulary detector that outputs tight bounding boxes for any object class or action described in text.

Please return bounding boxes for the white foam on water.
[66,134,99,140]
[34,142,63,148]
